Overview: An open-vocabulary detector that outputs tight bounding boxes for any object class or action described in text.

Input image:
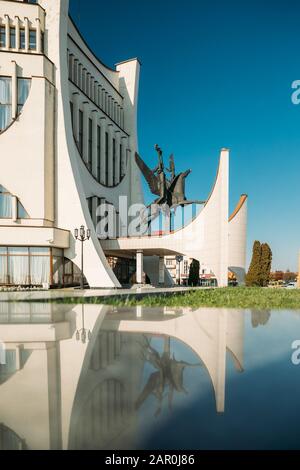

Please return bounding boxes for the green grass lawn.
[57,287,300,309]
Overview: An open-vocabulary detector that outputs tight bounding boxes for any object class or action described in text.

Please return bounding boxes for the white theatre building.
[0,0,247,289]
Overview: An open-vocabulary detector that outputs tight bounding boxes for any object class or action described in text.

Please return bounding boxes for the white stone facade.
[0,0,142,288]
[0,0,247,288]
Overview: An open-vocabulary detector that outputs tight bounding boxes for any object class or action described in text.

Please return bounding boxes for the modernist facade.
[0,0,247,289]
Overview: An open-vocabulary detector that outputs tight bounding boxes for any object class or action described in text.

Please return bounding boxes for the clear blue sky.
[71,0,300,271]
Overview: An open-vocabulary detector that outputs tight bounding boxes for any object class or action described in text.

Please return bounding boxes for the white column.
[15,16,20,51]
[11,60,17,119]
[72,92,79,143]
[36,18,42,53]
[83,101,89,164]
[136,250,144,285]
[108,124,114,186]
[4,15,10,50]
[24,17,29,52]
[159,256,165,285]
[92,110,98,178]
[114,130,120,185]
[12,196,18,222]
[100,117,106,185]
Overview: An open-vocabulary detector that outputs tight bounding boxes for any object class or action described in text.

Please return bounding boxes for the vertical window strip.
[88,118,93,171]
[97,125,101,182]
[105,131,109,186]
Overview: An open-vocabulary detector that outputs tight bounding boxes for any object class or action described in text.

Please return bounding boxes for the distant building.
[165,256,217,286]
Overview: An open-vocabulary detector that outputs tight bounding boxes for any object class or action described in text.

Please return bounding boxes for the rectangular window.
[10,27,16,49]
[78,110,83,155]
[78,64,82,89]
[113,138,116,185]
[82,72,85,93]
[70,101,74,131]
[97,125,101,182]
[94,82,98,105]
[17,78,31,114]
[0,77,12,131]
[105,131,109,186]
[29,29,36,51]
[68,53,73,80]
[88,198,93,218]
[74,60,78,85]
[120,143,123,178]
[88,118,93,171]
[0,26,5,48]
[20,29,25,50]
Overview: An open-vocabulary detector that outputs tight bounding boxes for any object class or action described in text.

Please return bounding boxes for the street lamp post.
[74,225,91,290]
[176,255,184,286]
[76,305,92,344]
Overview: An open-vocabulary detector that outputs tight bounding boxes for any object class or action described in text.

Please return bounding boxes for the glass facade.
[0,247,85,287]
[0,77,12,132]
[17,78,31,114]
[107,256,136,286]
[0,77,31,132]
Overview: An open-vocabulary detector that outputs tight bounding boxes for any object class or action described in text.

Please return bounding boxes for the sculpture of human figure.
[166,154,176,181]
[152,144,167,201]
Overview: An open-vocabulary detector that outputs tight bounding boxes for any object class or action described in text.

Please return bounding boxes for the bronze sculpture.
[135,145,204,209]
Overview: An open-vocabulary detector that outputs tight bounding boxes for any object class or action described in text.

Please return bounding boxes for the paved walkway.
[0,286,201,302]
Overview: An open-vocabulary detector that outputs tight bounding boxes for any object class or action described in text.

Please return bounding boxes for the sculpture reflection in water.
[0,303,256,450]
[135,336,201,417]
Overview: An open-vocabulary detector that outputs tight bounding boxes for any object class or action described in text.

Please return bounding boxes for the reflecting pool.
[0,303,300,450]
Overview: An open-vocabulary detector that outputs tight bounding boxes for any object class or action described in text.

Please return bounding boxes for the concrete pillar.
[36,18,42,53]
[100,117,106,185]
[24,17,30,52]
[136,306,142,318]
[159,256,165,285]
[136,250,143,285]
[115,131,121,184]
[4,15,9,50]
[11,60,17,119]
[12,196,18,222]
[108,124,114,186]
[15,16,20,51]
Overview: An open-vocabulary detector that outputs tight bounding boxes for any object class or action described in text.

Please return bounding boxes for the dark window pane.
[10,27,16,49]
[0,26,5,48]
[20,29,25,50]
[29,30,36,51]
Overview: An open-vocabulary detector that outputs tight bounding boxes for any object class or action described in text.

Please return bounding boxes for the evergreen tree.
[260,243,272,287]
[246,241,262,286]
[246,241,273,287]
[188,259,200,286]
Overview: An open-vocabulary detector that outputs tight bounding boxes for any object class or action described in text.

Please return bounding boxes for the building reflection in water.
[0,302,271,450]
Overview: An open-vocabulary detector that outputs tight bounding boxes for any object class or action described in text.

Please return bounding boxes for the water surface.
[0,303,299,450]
